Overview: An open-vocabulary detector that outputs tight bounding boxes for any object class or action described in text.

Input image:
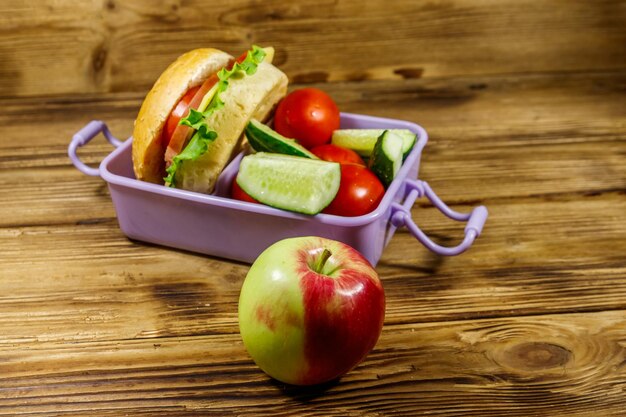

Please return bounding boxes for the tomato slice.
[233,51,249,65]
[162,86,200,147]
[164,74,220,164]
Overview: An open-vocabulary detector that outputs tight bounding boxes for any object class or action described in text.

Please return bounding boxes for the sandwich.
[131,45,288,194]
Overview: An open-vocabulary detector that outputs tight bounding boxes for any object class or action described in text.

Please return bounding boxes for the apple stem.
[314,249,332,274]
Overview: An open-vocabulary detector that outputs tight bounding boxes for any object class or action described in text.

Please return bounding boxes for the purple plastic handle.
[68,120,122,176]
[391,179,488,256]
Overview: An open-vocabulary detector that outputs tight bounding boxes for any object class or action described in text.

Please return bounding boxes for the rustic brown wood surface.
[1,0,625,415]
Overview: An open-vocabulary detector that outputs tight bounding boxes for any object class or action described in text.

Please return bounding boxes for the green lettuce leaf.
[178,45,266,133]
[164,130,218,187]
[165,45,267,187]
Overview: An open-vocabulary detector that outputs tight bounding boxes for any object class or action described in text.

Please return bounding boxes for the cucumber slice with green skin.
[245,119,318,159]
[368,130,404,188]
[332,129,416,160]
[237,152,340,215]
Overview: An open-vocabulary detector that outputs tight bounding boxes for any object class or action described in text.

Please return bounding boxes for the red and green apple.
[238,236,385,385]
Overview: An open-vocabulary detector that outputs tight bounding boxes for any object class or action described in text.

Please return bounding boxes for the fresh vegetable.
[231,175,259,204]
[368,130,404,188]
[245,119,318,159]
[323,164,385,217]
[239,236,385,385]
[309,144,365,166]
[164,75,219,164]
[237,153,341,215]
[274,88,340,149]
[163,86,200,144]
[331,129,416,160]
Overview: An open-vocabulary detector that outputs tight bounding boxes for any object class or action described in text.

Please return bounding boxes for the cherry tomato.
[274,88,340,149]
[323,164,385,217]
[310,144,365,166]
[231,175,259,204]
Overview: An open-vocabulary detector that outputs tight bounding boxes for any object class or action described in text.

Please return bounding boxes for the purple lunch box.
[69,113,487,266]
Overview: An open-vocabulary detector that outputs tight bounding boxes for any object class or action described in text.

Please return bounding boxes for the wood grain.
[1,72,624,227]
[0,195,623,344]
[0,311,624,415]
[0,0,625,97]
[1,0,625,415]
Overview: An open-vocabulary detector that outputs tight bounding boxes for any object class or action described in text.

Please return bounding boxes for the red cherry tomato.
[231,175,259,204]
[310,144,365,166]
[274,88,340,149]
[323,164,385,217]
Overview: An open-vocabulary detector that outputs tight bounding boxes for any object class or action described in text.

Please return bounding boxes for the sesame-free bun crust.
[132,48,233,183]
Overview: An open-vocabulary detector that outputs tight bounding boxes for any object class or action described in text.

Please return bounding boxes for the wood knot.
[502,342,572,371]
[219,4,301,25]
[469,83,488,90]
[346,71,369,82]
[394,67,424,79]
[92,44,108,74]
[292,71,329,84]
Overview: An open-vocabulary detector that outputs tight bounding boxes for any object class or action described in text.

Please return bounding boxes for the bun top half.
[132,48,233,184]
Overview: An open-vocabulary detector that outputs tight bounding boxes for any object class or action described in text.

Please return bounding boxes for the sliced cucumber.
[399,130,417,159]
[368,130,404,188]
[245,119,318,159]
[237,153,340,215]
[332,129,416,160]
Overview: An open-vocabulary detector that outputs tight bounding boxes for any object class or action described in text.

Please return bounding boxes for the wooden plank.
[0,0,102,97]
[1,71,623,227]
[1,1,623,414]
[0,311,623,416]
[380,191,626,322]
[0,193,624,340]
[2,71,622,155]
[0,168,117,228]
[0,0,624,96]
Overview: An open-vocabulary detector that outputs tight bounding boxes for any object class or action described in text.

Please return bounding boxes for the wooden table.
[1,1,625,415]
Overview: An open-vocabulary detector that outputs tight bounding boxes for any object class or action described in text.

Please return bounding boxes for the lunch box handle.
[391,179,488,256]
[68,120,123,176]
